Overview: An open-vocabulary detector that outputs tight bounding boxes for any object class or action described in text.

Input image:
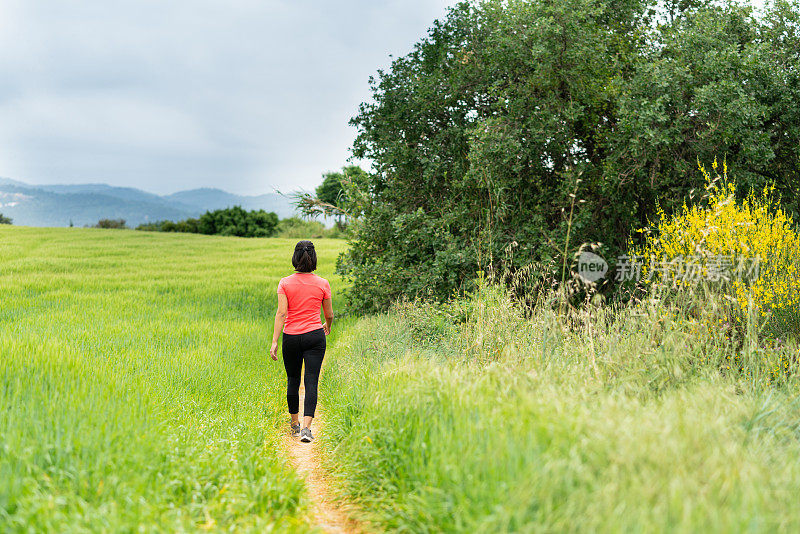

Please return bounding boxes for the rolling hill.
[0,178,297,227]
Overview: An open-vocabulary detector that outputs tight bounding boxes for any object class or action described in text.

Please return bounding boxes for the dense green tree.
[316,171,345,209]
[293,165,371,220]
[340,0,800,312]
[138,208,278,237]
[197,206,278,237]
[607,0,800,230]
[317,165,370,226]
[0,213,11,225]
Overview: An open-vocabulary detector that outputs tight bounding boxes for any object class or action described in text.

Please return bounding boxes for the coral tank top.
[277,272,332,334]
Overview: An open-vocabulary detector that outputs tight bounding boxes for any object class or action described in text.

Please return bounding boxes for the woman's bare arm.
[322,297,334,335]
[270,293,289,360]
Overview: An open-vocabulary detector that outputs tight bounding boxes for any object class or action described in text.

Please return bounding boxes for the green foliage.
[135,209,346,240]
[0,227,347,530]
[0,213,11,225]
[198,207,279,237]
[316,172,343,208]
[317,165,369,216]
[609,0,800,226]
[274,217,343,239]
[294,166,371,227]
[137,207,279,238]
[137,218,200,233]
[342,0,800,312]
[94,218,127,229]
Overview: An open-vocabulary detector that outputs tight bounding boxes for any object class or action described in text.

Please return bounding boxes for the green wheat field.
[0,227,346,531]
[4,227,800,533]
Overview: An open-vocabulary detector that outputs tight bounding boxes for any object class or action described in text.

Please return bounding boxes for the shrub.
[95,219,127,229]
[175,218,199,233]
[137,210,278,238]
[0,213,12,224]
[135,221,160,231]
[198,207,278,238]
[635,159,800,340]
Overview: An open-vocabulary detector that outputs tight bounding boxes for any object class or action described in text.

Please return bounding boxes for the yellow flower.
[631,159,800,339]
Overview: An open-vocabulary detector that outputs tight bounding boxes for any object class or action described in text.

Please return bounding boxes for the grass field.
[5,226,800,533]
[319,286,800,532]
[0,227,347,531]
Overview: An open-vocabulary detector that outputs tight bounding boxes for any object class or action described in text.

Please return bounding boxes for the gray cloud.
[0,0,458,194]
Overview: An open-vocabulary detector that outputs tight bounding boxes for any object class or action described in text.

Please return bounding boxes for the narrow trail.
[282,384,362,534]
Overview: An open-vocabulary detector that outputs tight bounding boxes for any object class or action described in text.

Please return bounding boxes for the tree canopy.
[137,207,279,238]
[337,0,800,312]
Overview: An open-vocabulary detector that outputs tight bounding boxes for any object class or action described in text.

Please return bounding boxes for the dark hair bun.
[292,240,317,272]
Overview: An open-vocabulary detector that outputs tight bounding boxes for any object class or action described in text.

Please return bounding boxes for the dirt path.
[283,385,362,534]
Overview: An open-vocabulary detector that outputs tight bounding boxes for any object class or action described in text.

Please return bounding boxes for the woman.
[270,240,334,443]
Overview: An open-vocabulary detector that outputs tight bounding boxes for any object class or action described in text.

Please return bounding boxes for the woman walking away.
[270,240,334,443]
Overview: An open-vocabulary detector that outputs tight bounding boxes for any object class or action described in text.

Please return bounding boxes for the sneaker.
[300,427,313,443]
[290,422,301,437]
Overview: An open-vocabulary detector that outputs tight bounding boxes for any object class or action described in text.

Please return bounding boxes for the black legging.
[282,327,326,417]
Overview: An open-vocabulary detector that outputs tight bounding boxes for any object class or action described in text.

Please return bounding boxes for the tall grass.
[0,227,347,531]
[320,279,800,532]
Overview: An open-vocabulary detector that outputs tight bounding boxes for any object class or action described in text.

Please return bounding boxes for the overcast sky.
[0,1,769,196]
[0,0,458,195]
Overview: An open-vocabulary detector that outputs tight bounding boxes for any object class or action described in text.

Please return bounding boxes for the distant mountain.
[0,177,31,188]
[0,178,297,228]
[36,183,181,207]
[164,188,293,216]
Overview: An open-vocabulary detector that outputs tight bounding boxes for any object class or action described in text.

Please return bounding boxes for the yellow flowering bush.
[634,159,800,340]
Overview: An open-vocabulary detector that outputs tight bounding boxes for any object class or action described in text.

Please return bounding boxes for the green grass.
[0,227,347,532]
[6,226,800,532]
[320,285,800,533]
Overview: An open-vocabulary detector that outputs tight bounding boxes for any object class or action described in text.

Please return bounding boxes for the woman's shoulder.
[278,273,299,285]
[280,272,328,284]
